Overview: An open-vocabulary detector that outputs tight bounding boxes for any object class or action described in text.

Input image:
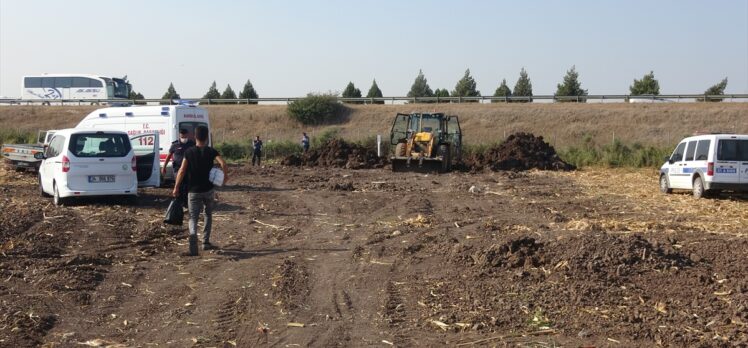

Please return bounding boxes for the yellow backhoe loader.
[389,112,461,172]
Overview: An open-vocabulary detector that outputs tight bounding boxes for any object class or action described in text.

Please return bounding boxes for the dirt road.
[1,165,747,347]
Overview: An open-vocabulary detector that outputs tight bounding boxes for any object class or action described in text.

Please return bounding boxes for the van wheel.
[692,177,706,199]
[39,174,50,197]
[53,182,68,206]
[659,175,672,194]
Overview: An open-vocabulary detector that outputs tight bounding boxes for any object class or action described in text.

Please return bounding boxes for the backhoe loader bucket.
[391,156,445,173]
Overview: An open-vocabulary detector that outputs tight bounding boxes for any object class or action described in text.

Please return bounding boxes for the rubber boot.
[188,235,199,256]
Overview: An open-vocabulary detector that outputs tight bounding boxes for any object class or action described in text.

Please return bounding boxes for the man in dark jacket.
[173,125,228,256]
[252,136,263,166]
[163,128,195,205]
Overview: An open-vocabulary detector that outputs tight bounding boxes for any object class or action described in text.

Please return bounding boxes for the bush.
[311,128,341,149]
[0,129,36,144]
[355,135,379,152]
[264,140,302,159]
[558,138,670,168]
[287,93,343,125]
[214,141,250,161]
[461,143,495,159]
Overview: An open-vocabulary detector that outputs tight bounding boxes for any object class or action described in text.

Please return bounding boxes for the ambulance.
[76,103,211,180]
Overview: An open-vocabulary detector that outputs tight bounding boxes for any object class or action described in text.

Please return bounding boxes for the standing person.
[301,132,310,153]
[163,129,195,206]
[173,125,228,256]
[252,135,263,166]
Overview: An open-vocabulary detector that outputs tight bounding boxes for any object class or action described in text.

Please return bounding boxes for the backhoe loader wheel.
[395,142,406,157]
[438,145,450,172]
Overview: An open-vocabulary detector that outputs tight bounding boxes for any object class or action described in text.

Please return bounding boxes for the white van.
[76,104,210,179]
[660,134,748,198]
[36,129,160,205]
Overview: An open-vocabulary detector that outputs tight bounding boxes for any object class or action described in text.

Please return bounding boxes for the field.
[1,162,747,347]
[1,103,747,148]
[1,103,748,347]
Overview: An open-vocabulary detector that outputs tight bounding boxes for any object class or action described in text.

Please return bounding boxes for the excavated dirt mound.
[281,138,387,169]
[467,132,575,171]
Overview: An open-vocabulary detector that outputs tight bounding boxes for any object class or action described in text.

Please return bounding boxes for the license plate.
[88,175,115,183]
[16,162,29,167]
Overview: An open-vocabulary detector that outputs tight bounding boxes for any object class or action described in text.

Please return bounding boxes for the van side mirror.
[34,152,45,160]
[664,156,674,164]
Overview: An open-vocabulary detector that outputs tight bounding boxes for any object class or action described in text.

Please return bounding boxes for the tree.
[203,81,221,100]
[434,88,450,103]
[629,71,660,96]
[239,79,259,104]
[128,90,144,99]
[341,82,362,104]
[555,65,588,102]
[366,79,384,104]
[406,69,434,102]
[160,83,180,104]
[221,84,237,101]
[287,93,342,125]
[513,68,533,102]
[128,90,146,105]
[451,69,481,102]
[492,79,512,103]
[700,77,728,102]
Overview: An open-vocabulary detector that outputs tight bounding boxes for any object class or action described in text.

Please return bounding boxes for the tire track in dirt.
[384,280,414,347]
[0,202,85,347]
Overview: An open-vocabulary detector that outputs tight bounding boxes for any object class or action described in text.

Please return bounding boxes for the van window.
[717,139,748,161]
[178,122,209,141]
[694,140,711,161]
[46,135,65,158]
[69,133,132,158]
[670,142,687,162]
[685,141,697,161]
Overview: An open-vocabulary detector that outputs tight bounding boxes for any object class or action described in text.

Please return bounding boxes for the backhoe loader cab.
[389,112,461,172]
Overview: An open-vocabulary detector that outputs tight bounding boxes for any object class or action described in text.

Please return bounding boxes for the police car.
[660,133,748,198]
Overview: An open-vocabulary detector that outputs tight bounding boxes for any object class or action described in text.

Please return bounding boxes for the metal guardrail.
[0,94,746,105]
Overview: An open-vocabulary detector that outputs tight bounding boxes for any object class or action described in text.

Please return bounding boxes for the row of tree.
[135,70,729,102]
[129,80,260,103]
[399,68,728,102]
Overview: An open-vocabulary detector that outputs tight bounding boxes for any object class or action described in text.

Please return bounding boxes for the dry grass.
[0,103,746,148]
[550,168,748,236]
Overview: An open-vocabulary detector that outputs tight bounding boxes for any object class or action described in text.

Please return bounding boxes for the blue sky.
[0,0,746,98]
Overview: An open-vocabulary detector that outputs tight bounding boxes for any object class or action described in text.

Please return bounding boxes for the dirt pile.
[467,132,575,171]
[281,138,387,169]
[469,237,545,270]
[548,233,693,281]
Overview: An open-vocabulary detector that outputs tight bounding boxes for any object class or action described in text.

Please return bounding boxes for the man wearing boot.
[252,135,263,166]
[163,128,195,207]
[173,125,228,256]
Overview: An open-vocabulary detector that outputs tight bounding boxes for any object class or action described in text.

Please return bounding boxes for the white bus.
[22,74,131,103]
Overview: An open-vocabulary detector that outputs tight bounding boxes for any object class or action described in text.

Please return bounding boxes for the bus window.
[54,77,72,88]
[102,78,115,98]
[89,79,103,87]
[41,78,54,88]
[72,78,88,87]
[24,77,42,88]
[112,78,130,98]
